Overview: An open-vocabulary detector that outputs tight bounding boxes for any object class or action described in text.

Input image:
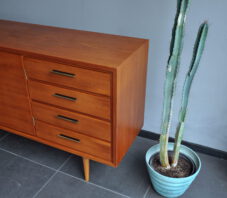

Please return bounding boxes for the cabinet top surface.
[0,20,148,69]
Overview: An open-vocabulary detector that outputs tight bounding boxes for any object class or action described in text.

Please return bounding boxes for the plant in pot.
[145,0,208,197]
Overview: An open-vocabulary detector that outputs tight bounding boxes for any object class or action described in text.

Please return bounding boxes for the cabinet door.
[0,51,34,134]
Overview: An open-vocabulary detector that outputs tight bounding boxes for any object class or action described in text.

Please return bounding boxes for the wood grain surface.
[0,51,34,134]
[36,121,111,161]
[0,20,147,69]
[29,81,111,120]
[24,57,111,96]
[32,102,111,141]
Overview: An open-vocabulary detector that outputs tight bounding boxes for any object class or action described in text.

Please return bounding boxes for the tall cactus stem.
[172,22,209,167]
[159,0,190,168]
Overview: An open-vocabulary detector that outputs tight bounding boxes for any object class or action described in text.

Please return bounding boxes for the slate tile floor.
[0,129,227,198]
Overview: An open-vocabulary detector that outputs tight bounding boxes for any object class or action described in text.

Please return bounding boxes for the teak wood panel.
[24,57,111,96]
[36,121,111,161]
[0,20,149,168]
[32,102,111,141]
[29,81,111,120]
[0,20,147,69]
[0,51,34,134]
[114,42,149,164]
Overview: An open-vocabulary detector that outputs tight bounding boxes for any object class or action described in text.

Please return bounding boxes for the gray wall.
[0,0,226,151]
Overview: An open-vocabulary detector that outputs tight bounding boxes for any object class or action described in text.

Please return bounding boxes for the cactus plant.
[172,23,209,167]
[160,0,191,168]
[159,0,209,168]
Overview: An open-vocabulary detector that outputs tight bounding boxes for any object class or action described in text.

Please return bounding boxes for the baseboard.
[139,130,227,160]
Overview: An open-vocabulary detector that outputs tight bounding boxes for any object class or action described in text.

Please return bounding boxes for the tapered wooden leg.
[83,157,90,182]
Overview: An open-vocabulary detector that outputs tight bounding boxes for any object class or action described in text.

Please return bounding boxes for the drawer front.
[36,121,111,161]
[29,81,110,120]
[24,58,111,96]
[32,102,111,141]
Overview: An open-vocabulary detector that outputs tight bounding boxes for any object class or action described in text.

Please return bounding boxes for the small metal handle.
[58,134,80,143]
[56,115,78,123]
[53,93,77,101]
[51,69,75,78]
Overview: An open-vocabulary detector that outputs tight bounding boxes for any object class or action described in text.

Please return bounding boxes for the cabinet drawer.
[29,81,110,120]
[24,58,111,96]
[32,102,111,141]
[36,121,111,161]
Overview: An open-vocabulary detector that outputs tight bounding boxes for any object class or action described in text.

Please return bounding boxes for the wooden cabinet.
[0,20,149,181]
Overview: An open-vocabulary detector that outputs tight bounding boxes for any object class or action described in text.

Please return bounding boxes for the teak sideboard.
[0,20,149,181]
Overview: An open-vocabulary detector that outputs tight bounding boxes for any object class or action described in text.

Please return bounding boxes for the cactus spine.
[172,23,209,167]
[159,0,190,168]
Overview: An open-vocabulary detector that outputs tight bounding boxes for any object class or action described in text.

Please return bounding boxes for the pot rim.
[145,143,201,180]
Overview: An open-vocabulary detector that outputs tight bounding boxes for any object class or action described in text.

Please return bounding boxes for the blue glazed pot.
[145,143,201,198]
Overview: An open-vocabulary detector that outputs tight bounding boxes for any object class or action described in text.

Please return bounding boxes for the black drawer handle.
[51,69,75,78]
[56,115,78,123]
[53,93,77,101]
[58,134,80,143]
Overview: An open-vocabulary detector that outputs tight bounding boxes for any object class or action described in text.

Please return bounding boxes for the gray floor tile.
[0,129,8,139]
[0,149,55,198]
[0,133,71,169]
[60,137,156,198]
[144,153,227,198]
[182,153,227,198]
[1,131,226,198]
[36,172,127,198]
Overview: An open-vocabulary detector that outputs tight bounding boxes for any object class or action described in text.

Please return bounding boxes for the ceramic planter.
[145,143,201,198]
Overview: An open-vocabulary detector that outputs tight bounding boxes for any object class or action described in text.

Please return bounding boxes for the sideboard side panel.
[115,41,149,164]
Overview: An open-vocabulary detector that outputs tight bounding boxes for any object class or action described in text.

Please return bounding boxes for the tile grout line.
[58,171,131,198]
[0,144,130,198]
[0,141,131,198]
[143,186,151,198]
[58,155,73,170]
[32,170,58,198]
[0,133,9,142]
[0,147,57,171]
[0,142,130,198]
[32,155,72,198]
